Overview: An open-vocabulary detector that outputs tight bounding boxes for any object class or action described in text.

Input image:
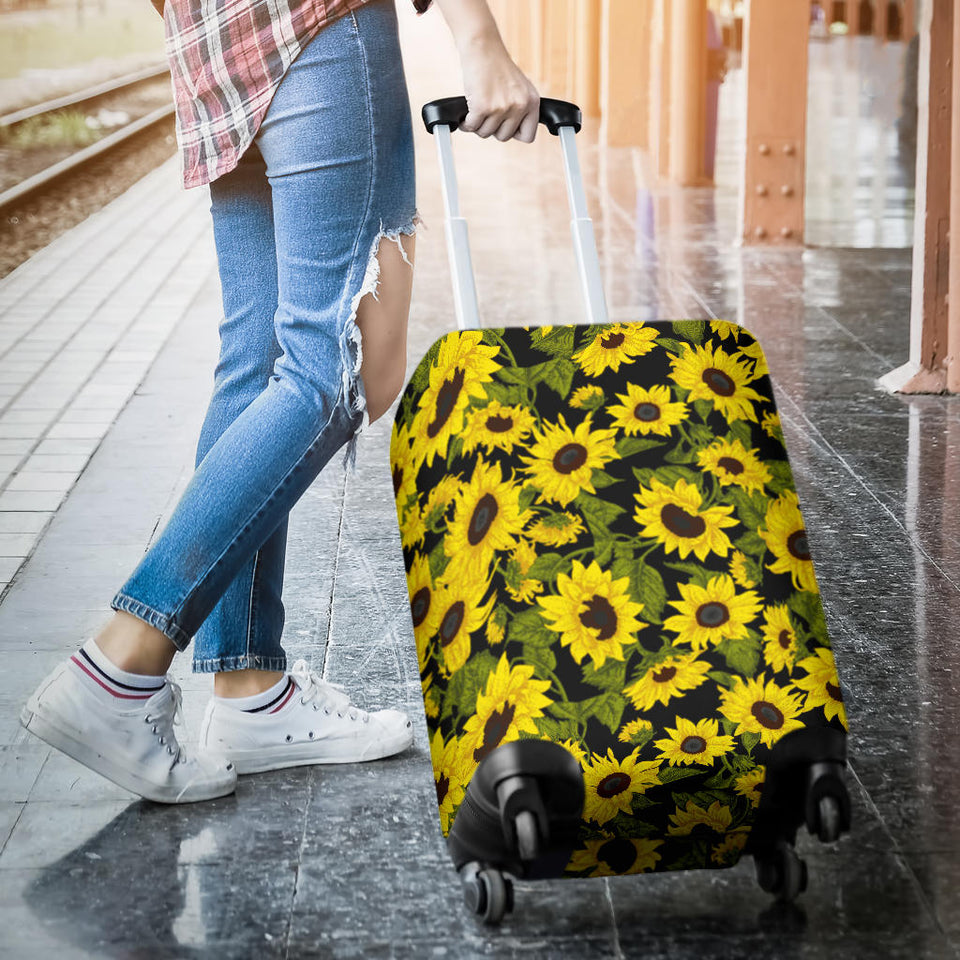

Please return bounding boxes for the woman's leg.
[99,0,417,669]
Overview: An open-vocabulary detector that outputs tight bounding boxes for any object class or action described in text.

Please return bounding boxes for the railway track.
[0,62,175,217]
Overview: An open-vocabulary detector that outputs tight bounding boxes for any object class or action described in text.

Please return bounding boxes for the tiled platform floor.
[0,14,955,960]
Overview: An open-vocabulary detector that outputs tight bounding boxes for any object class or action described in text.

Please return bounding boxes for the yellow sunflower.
[538,560,646,668]
[761,410,783,440]
[411,331,501,467]
[504,538,543,604]
[709,320,742,341]
[759,490,818,593]
[618,718,654,746]
[634,477,737,561]
[738,337,769,377]
[696,438,772,495]
[485,617,505,646]
[389,420,418,515]
[572,322,659,377]
[663,574,762,652]
[423,473,462,522]
[729,550,755,588]
[624,652,711,711]
[430,729,473,835]
[792,647,847,728]
[668,799,733,836]
[568,836,663,877]
[608,383,688,438]
[399,503,426,552]
[570,385,605,410]
[654,716,736,767]
[669,342,764,423]
[521,413,618,507]
[558,738,587,766]
[462,400,536,455]
[527,511,586,547]
[719,674,806,748]
[734,765,766,807]
[711,830,749,866]
[424,576,496,676]
[407,552,434,665]
[460,656,552,763]
[582,747,662,825]
[761,605,798,673]
[443,459,528,584]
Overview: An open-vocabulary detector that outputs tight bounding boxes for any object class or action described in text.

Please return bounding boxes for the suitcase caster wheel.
[811,794,843,844]
[755,841,808,904]
[514,810,541,861]
[463,868,512,925]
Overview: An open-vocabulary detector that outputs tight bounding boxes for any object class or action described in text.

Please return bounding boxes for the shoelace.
[288,660,369,723]
[144,679,186,767]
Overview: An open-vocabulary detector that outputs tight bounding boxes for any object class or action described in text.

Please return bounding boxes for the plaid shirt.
[163,0,432,189]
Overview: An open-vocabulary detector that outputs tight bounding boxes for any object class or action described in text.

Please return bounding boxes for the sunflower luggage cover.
[391,318,849,880]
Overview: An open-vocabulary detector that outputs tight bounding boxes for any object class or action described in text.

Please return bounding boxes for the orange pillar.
[652,0,673,177]
[600,0,652,147]
[741,0,809,244]
[542,0,571,98]
[574,0,602,117]
[669,0,709,185]
[875,0,890,40]
[880,0,954,393]
[902,0,917,41]
[948,0,960,392]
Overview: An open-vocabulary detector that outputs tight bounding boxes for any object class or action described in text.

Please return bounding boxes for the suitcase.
[390,97,851,924]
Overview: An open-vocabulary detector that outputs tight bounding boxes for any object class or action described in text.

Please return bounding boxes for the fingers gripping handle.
[427,98,608,332]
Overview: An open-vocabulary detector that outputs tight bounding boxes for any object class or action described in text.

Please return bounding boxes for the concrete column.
[740,0,809,244]
[574,0,602,117]
[875,0,890,40]
[600,0,652,147]
[668,0,709,185]
[879,0,954,393]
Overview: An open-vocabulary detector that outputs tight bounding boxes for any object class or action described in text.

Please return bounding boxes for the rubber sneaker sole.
[20,702,237,804]
[212,723,415,775]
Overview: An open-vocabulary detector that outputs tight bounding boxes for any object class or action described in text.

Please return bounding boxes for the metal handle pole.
[435,124,481,331]
[558,125,609,327]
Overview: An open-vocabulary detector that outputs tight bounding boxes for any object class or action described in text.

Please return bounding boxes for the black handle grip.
[422,96,582,136]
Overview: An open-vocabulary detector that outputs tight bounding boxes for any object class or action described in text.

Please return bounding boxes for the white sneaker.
[198,659,414,774]
[21,659,237,804]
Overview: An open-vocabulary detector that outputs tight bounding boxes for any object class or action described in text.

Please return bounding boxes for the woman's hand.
[433,0,540,142]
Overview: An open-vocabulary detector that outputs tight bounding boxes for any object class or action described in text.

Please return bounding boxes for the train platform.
[0,9,956,959]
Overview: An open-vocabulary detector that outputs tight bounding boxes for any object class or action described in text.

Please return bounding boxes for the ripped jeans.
[110,0,417,672]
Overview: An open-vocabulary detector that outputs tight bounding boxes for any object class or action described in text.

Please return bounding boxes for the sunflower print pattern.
[391,320,847,879]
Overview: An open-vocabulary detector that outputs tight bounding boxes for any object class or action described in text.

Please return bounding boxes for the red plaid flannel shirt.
[162,0,432,189]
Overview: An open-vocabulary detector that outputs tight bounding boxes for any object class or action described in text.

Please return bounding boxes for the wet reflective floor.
[1,20,954,960]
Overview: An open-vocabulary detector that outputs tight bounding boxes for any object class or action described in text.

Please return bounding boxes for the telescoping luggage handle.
[422,96,609,331]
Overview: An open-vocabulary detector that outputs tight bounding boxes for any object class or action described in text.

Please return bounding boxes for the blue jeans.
[110,0,417,673]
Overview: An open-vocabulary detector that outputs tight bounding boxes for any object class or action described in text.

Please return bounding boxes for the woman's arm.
[431,0,540,142]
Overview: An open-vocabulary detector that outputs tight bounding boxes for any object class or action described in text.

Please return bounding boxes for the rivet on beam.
[756,184,768,196]
[781,184,795,197]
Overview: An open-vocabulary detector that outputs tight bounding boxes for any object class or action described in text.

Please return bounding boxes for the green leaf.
[582,658,629,693]
[506,608,555,648]
[735,529,767,558]
[522,639,557,677]
[672,320,707,344]
[740,731,760,753]
[731,489,767,534]
[444,650,497,720]
[707,670,736,689]
[542,359,576,399]
[550,692,627,732]
[428,541,449,582]
[518,484,540,513]
[634,562,668,623]
[533,715,580,743]
[632,464,699,489]
[716,634,762,677]
[482,381,527,408]
[656,337,687,357]
[658,765,706,785]
[664,561,713,588]
[590,470,620,489]
[664,443,698,465]
[530,326,576,358]
[409,336,444,394]
[788,589,828,637]
[616,436,667,459]
[527,551,570,582]
[693,399,714,422]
